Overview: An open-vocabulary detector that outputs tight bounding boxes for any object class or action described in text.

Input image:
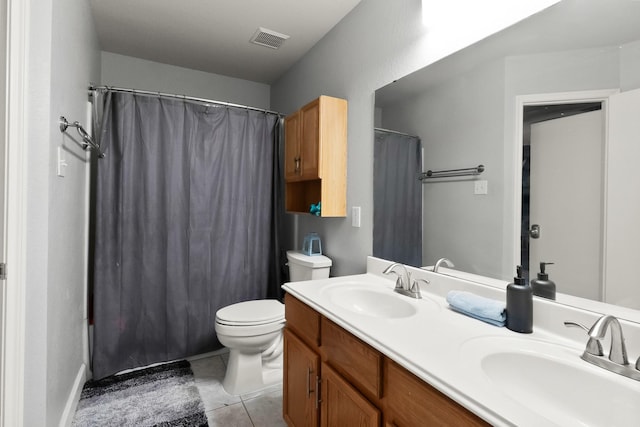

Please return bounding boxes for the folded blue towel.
[446,290,506,327]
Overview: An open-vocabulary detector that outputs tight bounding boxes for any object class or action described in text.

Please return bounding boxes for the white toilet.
[214,250,332,395]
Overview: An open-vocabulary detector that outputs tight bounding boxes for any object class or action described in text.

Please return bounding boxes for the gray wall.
[271,0,550,276]
[270,0,458,275]
[101,52,271,109]
[23,0,101,425]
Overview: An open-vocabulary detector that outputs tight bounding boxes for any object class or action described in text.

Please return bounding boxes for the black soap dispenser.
[506,266,533,333]
[531,262,556,300]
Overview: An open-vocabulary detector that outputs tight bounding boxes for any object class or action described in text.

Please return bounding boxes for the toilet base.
[222,350,283,395]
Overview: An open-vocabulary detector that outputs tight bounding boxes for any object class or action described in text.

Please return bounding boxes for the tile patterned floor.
[190,352,287,427]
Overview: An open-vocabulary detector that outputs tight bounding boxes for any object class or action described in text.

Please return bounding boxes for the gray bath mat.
[72,360,208,426]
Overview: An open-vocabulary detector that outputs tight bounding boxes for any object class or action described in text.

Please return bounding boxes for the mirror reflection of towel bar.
[419,164,484,180]
[59,116,105,158]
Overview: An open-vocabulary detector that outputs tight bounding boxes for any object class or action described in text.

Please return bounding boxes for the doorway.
[521,103,603,300]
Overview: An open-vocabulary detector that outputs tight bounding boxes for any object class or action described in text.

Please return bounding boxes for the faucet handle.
[411,278,430,291]
[409,278,429,297]
[564,321,604,356]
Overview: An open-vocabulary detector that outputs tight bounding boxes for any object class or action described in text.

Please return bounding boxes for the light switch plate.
[57,147,67,177]
[352,206,361,227]
[474,180,488,195]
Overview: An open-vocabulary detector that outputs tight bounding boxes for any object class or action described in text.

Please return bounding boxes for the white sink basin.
[321,281,428,319]
[461,336,640,426]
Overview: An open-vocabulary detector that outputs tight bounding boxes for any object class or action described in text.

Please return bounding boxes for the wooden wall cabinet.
[284,96,347,217]
[283,294,490,427]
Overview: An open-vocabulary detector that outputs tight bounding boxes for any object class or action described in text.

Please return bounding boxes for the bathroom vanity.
[283,293,487,426]
[282,257,640,426]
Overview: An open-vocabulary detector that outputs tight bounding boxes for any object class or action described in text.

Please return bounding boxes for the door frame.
[511,89,618,293]
[2,0,29,425]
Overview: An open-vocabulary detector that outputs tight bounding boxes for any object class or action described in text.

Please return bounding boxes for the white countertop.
[282,257,640,427]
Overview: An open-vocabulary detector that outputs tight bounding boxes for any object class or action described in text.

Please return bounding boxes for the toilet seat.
[215,299,284,326]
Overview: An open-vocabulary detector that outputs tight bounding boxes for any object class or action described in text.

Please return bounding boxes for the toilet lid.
[216,299,284,326]
[286,250,332,268]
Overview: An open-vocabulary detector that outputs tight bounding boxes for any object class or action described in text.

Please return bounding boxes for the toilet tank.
[286,250,332,281]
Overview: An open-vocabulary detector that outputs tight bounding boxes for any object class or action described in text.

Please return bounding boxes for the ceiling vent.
[250,27,290,50]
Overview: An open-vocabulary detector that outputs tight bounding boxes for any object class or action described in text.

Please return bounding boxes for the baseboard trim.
[59,364,86,427]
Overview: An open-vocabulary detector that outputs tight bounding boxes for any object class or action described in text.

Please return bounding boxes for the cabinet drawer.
[285,294,321,349]
[384,359,490,426]
[321,317,382,400]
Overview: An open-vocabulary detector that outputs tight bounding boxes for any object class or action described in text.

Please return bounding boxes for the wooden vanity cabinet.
[283,294,489,427]
[284,294,378,427]
[284,96,347,217]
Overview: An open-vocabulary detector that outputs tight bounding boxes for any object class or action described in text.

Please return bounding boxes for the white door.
[605,88,640,309]
[529,109,604,300]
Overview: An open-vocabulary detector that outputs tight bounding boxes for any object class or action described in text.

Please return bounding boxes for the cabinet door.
[284,111,301,181]
[384,359,489,427]
[321,363,380,427]
[300,98,320,179]
[284,329,320,427]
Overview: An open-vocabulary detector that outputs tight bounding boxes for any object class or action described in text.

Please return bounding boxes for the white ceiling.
[88,0,362,84]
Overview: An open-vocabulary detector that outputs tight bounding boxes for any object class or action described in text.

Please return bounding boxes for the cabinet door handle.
[295,157,301,173]
[306,367,313,398]
[315,376,322,409]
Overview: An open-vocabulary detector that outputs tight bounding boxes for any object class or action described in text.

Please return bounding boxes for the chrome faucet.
[565,315,640,381]
[589,315,629,365]
[382,262,427,299]
[433,258,454,273]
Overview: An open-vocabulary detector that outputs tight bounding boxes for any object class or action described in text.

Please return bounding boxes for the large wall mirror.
[374,0,640,312]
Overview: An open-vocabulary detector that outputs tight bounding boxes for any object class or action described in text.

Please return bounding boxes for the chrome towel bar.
[419,164,484,180]
[59,116,105,158]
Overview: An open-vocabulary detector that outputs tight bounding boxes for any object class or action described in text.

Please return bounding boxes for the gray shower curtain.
[373,130,422,267]
[92,91,280,379]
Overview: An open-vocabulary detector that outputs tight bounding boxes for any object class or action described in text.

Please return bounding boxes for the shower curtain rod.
[89,84,284,117]
[374,127,419,139]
